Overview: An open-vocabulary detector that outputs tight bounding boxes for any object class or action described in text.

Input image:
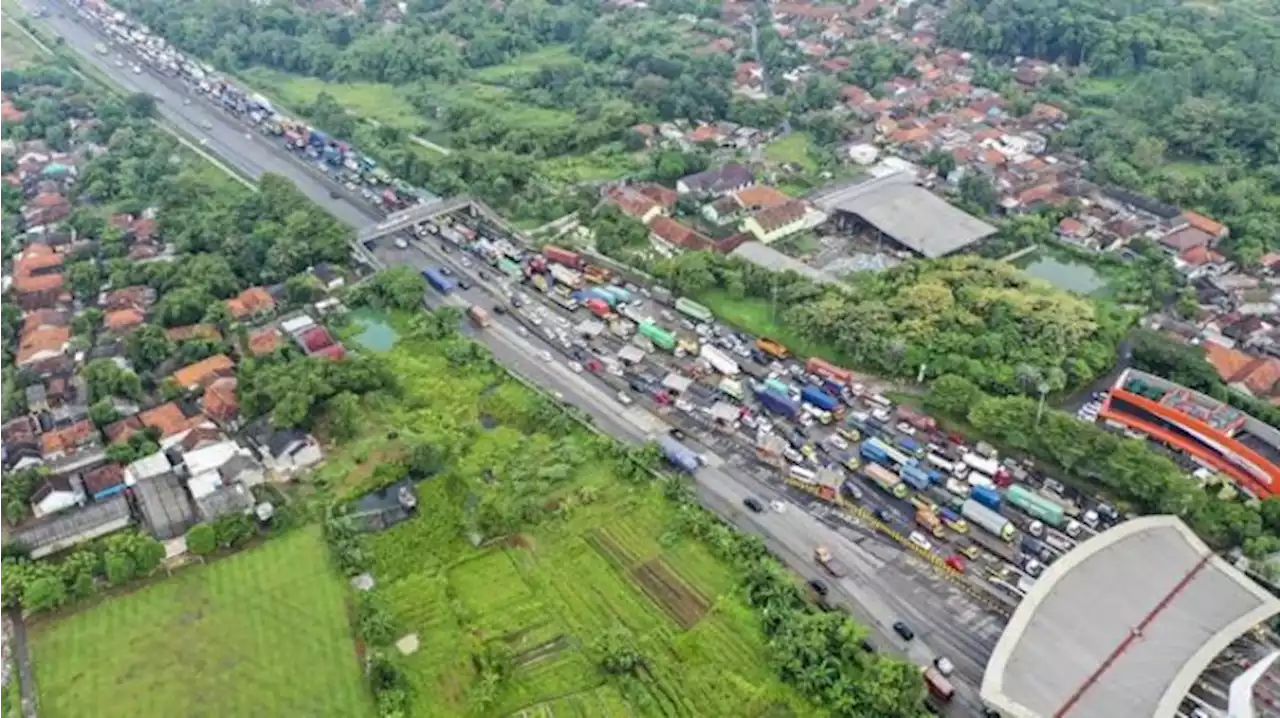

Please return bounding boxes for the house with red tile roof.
[1203,343,1280,405]
[742,200,810,244]
[225,287,275,320]
[166,324,221,342]
[41,419,96,459]
[649,217,710,252]
[201,377,240,423]
[102,285,156,312]
[171,354,235,389]
[246,326,283,356]
[637,183,678,210]
[604,185,662,223]
[103,308,146,333]
[16,324,70,367]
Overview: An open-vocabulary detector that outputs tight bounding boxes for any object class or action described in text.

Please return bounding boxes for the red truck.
[896,406,937,432]
[543,245,582,268]
[585,298,612,319]
[806,357,852,385]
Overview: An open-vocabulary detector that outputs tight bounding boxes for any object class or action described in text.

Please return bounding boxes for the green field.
[699,290,854,367]
[471,45,577,85]
[29,528,373,718]
[323,316,820,717]
[764,132,818,171]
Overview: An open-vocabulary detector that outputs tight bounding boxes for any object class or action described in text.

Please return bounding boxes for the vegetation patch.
[764,132,818,171]
[628,558,710,630]
[28,528,372,718]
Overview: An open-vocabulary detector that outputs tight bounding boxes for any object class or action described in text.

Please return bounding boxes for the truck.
[675,297,713,323]
[916,507,944,536]
[806,357,853,385]
[467,305,492,328]
[899,464,932,492]
[860,440,891,467]
[960,499,1016,541]
[862,436,911,467]
[543,245,582,268]
[800,385,839,413]
[970,485,1002,511]
[600,285,631,304]
[422,267,455,294]
[718,378,745,401]
[814,545,847,577]
[898,436,922,457]
[658,436,700,474]
[1019,534,1053,563]
[755,337,789,359]
[938,507,968,533]
[1006,484,1066,527]
[962,452,1002,480]
[755,389,800,420]
[699,344,740,376]
[638,322,677,352]
[585,298,612,319]
[895,406,937,432]
[864,463,909,499]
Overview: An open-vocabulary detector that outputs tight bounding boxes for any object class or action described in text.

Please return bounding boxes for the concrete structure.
[981,516,1280,718]
[1100,368,1280,498]
[812,171,996,258]
[12,495,132,559]
[729,241,840,286]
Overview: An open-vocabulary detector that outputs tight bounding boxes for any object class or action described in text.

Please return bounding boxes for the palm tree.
[1015,363,1042,394]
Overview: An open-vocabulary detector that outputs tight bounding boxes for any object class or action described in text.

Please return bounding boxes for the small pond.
[1015,252,1110,296]
[349,310,399,352]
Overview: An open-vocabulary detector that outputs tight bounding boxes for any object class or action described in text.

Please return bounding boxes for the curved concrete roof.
[981,516,1280,718]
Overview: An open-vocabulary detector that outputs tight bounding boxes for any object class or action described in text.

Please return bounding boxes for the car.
[827,434,849,451]
[669,428,686,441]
[892,621,915,641]
[492,304,507,314]
[438,267,452,276]
[743,497,764,513]
[806,579,828,596]
[944,555,966,573]
[461,257,472,267]
[568,362,583,373]
[958,544,980,560]
[200,119,213,130]
[511,295,525,308]
[770,500,786,513]
[874,507,897,523]
[182,98,191,106]
[616,391,633,405]
[329,190,342,199]
[537,351,553,362]
[908,532,932,552]
[516,326,529,337]
[457,280,472,290]
[478,271,489,281]
[859,639,876,653]
[934,657,954,676]
[393,238,408,249]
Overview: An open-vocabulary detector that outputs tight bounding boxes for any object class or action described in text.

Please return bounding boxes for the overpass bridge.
[356,195,533,246]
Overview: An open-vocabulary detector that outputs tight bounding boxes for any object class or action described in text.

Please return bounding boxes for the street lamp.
[1035,381,1050,426]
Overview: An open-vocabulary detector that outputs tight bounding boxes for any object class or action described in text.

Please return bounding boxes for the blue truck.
[800,385,839,412]
[859,440,891,467]
[898,436,922,456]
[899,464,931,492]
[307,128,329,148]
[585,287,618,307]
[659,436,700,474]
[971,485,1002,510]
[422,267,455,294]
[755,388,800,419]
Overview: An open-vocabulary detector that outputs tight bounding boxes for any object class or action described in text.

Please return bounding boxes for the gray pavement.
[37,7,1003,712]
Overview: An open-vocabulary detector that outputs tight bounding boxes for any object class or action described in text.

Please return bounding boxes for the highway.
[33,3,1004,710]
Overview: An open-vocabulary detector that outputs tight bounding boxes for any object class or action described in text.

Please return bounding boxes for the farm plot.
[629,559,711,630]
[28,528,372,718]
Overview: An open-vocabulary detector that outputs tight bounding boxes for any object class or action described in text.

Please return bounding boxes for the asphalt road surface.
[38,5,1003,710]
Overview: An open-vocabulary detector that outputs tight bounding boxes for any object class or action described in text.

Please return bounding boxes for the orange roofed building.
[225,287,275,320]
[171,354,235,389]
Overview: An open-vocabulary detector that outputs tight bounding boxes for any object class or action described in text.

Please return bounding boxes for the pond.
[1015,252,1110,296]
[349,310,399,352]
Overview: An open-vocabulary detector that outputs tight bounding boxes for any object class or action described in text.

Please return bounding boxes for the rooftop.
[812,172,996,258]
[982,516,1280,718]
[730,241,840,286]
[171,354,234,389]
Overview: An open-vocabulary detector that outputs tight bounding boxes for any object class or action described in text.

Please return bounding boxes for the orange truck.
[756,337,790,359]
[467,305,492,328]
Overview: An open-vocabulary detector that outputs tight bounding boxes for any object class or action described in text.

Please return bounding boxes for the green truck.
[638,322,676,352]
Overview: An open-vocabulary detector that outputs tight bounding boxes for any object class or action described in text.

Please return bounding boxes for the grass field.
[471,45,577,85]
[29,528,373,718]
[699,290,855,368]
[764,132,818,171]
[239,66,424,132]
[324,316,819,718]
[1,12,48,67]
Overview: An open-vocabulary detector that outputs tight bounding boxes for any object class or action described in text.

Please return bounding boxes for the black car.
[492,304,507,314]
[511,295,524,308]
[669,428,686,441]
[478,271,489,281]
[328,190,340,199]
[743,497,764,513]
[806,579,828,596]
[893,621,915,641]
[458,279,472,290]
[859,639,876,653]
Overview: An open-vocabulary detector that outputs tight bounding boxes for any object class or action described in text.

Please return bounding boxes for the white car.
[827,434,849,451]
[770,500,786,513]
[616,391,633,405]
[908,532,933,552]
[517,326,529,337]
[675,399,694,413]
[934,657,954,676]
[896,422,916,436]
[568,361,583,373]
[393,238,408,249]
[537,351,553,362]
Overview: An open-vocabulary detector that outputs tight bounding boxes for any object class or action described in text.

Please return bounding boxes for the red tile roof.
[1179,245,1225,266]
[313,344,347,361]
[171,354,235,389]
[139,402,196,439]
[16,325,70,365]
[41,419,95,456]
[637,183,678,209]
[104,308,146,332]
[82,464,125,495]
[104,415,144,444]
[606,186,660,220]
[300,326,335,353]
[648,217,710,251]
[1204,344,1280,400]
[735,185,791,210]
[750,200,808,234]
[165,324,220,342]
[1182,210,1227,238]
[247,327,283,356]
[202,377,239,421]
[225,287,275,319]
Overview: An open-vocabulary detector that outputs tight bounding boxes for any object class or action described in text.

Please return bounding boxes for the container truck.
[863,436,910,467]
[970,485,1002,511]
[938,507,968,533]
[601,285,631,304]
[755,389,800,420]
[916,507,945,538]
[638,322,677,352]
[899,464,932,492]
[658,436,700,474]
[864,463,909,499]
[960,499,1016,541]
[497,258,522,278]
[675,297,713,323]
[1006,484,1066,527]
[859,440,891,467]
[755,337,790,359]
[718,378,744,401]
[800,386,839,412]
[467,305,492,328]
[764,378,790,395]
[895,406,937,432]
[549,264,583,289]
[963,452,1001,479]
[699,344,740,376]
[422,267,455,294]
[806,357,853,385]
[1019,534,1052,563]
[543,245,582,268]
[898,436,922,456]
[585,298,612,319]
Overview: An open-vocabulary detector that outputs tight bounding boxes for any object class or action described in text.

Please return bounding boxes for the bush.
[186,523,217,555]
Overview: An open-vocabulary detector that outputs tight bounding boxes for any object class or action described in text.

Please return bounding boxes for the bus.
[675,297,713,323]
[923,668,954,704]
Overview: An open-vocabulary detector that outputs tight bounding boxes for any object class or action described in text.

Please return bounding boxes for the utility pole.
[1036,381,1050,426]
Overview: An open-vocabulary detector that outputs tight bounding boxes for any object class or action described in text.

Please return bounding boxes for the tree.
[125,324,172,372]
[103,551,136,585]
[347,266,427,311]
[285,273,323,305]
[957,172,998,213]
[213,513,256,548]
[23,575,66,613]
[326,391,361,441]
[88,399,120,428]
[123,92,156,119]
[925,374,983,416]
[186,523,217,555]
[83,358,142,403]
[591,626,646,675]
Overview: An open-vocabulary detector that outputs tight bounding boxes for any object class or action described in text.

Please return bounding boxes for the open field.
[471,45,577,85]
[28,528,372,718]
[699,290,856,367]
[2,10,49,67]
[326,316,820,717]
[764,132,817,171]
[240,66,424,133]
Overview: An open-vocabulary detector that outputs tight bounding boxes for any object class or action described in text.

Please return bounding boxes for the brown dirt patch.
[584,529,639,570]
[629,559,710,630]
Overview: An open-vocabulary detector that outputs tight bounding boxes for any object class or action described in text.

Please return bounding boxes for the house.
[1160,226,1216,253]
[82,463,126,501]
[687,124,724,145]
[247,422,325,475]
[11,494,132,559]
[1176,245,1228,279]
[1056,217,1092,243]
[22,191,71,228]
[104,414,144,444]
[184,440,266,488]
[311,264,345,291]
[1182,210,1228,241]
[637,183,678,211]
[225,287,276,320]
[171,354,235,390]
[139,401,206,445]
[605,185,662,223]
[1203,343,1280,404]
[649,216,711,252]
[31,475,86,518]
[165,323,220,342]
[3,415,44,472]
[676,163,755,197]
[701,196,742,226]
[741,200,810,244]
[40,419,96,460]
[735,185,792,211]
[202,377,240,423]
[246,326,283,356]
[311,344,347,361]
[25,384,49,413]
[15,324,70,367]
[12,244,64,310]
[101,285,155,312]
[103,308,146,333]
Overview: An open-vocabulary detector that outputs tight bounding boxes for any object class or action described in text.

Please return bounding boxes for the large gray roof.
[982,516,1280,718]
[813,172,996,258]
[730,241,840,285]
